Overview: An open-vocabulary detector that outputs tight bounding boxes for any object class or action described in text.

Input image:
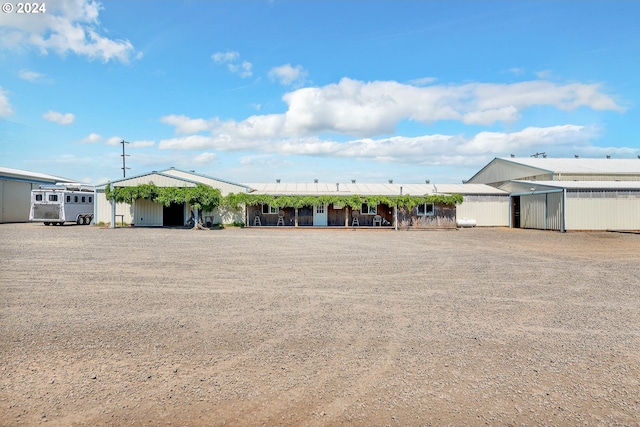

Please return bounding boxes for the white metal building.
[245,181,508,227]
[468,157,640,186]
[499,180,640,231]
[0,166,75,223]
[468,157,640,231]
[95,168,249,227]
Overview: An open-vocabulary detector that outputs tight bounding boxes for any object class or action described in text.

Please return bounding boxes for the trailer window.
[82,196,86,203]
[35,194,43,201]
[88,196,93,203]
[74,196,78,203]
[67,196,71,202]
[48,194,58,202]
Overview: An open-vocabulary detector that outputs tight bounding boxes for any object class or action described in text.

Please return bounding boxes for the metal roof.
[498,157,640,174]
[0,166,76,183]
[244,182,505,196]
[511,180,640,190]
[96,171,199,188]
[161,167,249,190]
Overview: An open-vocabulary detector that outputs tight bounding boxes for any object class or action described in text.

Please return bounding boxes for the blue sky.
[1,1,639,185]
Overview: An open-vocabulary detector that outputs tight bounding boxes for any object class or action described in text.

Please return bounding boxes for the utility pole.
[121,140,130,177]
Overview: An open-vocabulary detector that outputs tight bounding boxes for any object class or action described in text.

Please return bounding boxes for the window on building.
[262,204,277,214]
[361,203,376,215]
[316,204,325,214]
[417,203,435,216]
[48,194,58,202]
[35,194,43,201]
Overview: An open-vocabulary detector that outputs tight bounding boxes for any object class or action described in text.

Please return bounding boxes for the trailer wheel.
[44,222,50,226]
[77,217,83,225]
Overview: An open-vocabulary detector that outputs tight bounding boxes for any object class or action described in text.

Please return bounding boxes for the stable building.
[244,181,507,228]
[0,166,75,223]
[468,157,640,186]
[95,168,249,227]
[469,157,640,231]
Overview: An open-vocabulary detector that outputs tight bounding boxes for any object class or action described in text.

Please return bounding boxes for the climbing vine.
[105,183,222,211]
[105,183,462,211]
[221,192,463,209]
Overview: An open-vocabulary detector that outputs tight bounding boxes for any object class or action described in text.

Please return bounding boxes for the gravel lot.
[1,223,639,426]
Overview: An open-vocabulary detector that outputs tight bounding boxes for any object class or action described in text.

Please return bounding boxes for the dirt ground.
[1,223,639,426]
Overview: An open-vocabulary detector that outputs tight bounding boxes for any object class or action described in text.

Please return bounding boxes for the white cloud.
[0,0,138,63]
[130,140,155,148]
[457,125,590,155]
[80,132,101,143]
[193,152,216,165]
[160,114,214,134]
[211,51,239,63]
[18,69,47,82]
[536,69,553,79]
[157,77,621,166]
[159,123,595,167]
[505,68,525,76]
[103,136,153,147]
[105,136,123,146]
[0,87,13,117]
[43,110,75,125]
[211,51,252,78]
[228,61,253,78]
[159,135,219,150]
[268,64,308,87]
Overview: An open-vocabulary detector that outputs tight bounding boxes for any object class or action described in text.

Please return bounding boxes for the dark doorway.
[163,203,184,226]
[512,196,520,228]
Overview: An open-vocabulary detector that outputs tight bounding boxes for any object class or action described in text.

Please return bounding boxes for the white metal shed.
[0,166,75,223]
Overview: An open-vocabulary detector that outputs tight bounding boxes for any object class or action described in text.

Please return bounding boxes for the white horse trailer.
[29,184,95,226]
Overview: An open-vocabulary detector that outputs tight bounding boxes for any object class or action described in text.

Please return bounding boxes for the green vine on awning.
[105,183,222,211]
[105,184,463,211]
[223,192,463,210]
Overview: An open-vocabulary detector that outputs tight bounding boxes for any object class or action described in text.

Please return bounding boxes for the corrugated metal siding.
[519,192,563,230]
[162,170,247,195]
[95,191,133,225]
[116,174,196,188]
[565,197,640,230]
[546,192,563,231]
[1,180,33,223]
[468,159,553,185]
[520,194,547,229]
[134,199,163,226]
[456,197,509,226]
[555,174,640,182]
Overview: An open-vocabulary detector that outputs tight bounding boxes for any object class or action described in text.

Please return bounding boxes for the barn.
[468,157,640,231]
[95,168,249,227]
[0,166,75,223]
[243,181,506,228]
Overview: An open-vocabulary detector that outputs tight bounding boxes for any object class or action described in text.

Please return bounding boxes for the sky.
[1,1,639,185]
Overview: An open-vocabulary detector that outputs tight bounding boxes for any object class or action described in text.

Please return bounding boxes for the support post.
[110,198,116,229]
[345,208,349,227]
[294,208,299,227]
[394,205,398,231]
